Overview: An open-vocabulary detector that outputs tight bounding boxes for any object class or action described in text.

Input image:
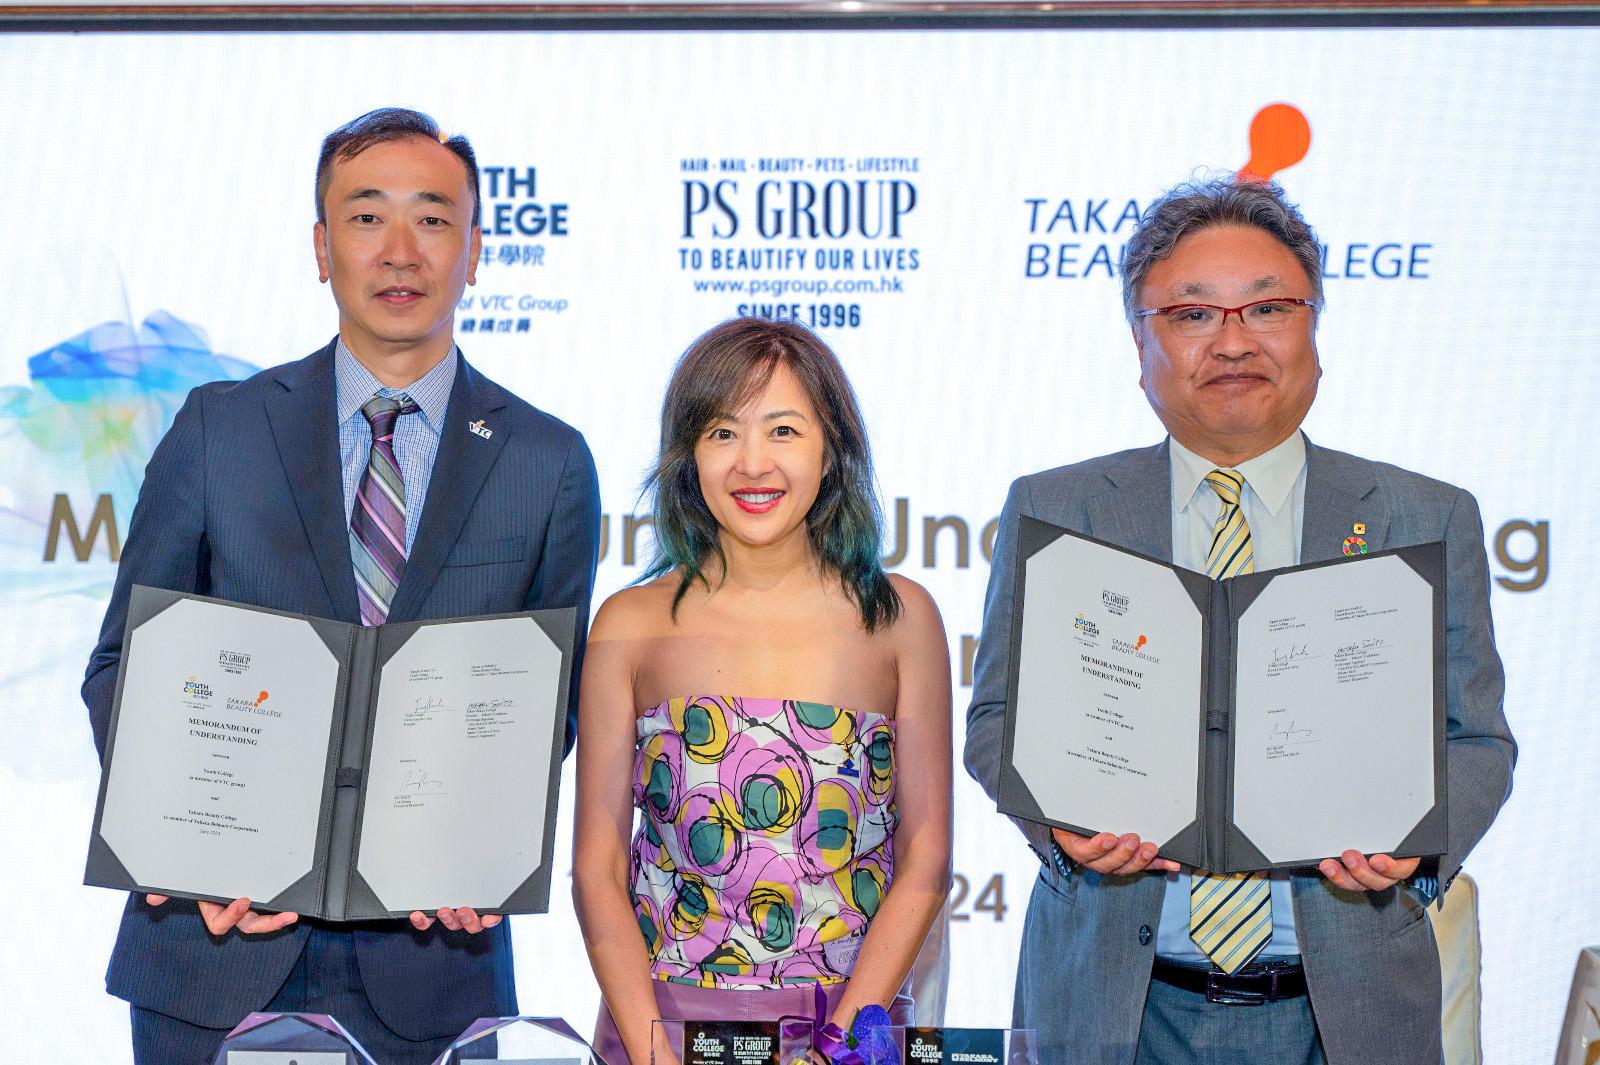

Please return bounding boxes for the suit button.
[1138,925,1152,946]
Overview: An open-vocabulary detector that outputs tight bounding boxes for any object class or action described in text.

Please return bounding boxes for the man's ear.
[1131,322,1148,389]
[467,225,482,286]
[313,221,331,284]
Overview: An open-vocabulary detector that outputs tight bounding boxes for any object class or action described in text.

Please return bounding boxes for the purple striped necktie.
[350,393,420,627]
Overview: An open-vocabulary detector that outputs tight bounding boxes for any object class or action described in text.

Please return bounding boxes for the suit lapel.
[1091,440,1174,561]
[264,342,361,624]
[1300,436,1385,564]
[385,357,510,623]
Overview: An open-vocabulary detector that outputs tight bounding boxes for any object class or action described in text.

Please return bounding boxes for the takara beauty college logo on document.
[226,691,280,718]
[1112,634,1159,665]
[456,161,572,339]
[1023,103,1432,282]
[678,152,920,332]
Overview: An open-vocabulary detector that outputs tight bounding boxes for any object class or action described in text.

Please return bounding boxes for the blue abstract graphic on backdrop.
[0,311,256,775]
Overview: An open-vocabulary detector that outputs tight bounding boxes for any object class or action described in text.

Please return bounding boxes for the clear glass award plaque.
[881,1026,1039,1065]
[433,1016,606,1064]
[213,1012,378,1065]
[650,1017,816,1065]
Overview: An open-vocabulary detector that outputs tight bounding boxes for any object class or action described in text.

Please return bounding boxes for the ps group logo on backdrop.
[678,153,921,330]
[1023,103,1433,282]
[457,163,572,338]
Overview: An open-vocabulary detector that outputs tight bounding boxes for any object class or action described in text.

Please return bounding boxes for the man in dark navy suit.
[83,108,601,1064]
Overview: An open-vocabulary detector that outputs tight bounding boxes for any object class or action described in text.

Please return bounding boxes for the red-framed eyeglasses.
[1134,298,1320,337]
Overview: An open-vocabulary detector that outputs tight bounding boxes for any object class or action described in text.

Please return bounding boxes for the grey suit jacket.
[963,437,1514,1065]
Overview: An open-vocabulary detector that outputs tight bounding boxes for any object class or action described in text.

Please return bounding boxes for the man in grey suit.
[84,108,600,1064]
[964,177,1513,1064]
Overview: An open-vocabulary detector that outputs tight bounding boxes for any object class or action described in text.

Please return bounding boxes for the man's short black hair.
[315,107,481,226]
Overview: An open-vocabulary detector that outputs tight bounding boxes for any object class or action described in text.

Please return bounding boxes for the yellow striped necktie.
[1189,468,1273,973]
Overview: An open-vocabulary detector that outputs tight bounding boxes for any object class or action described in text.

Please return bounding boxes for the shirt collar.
[1170,430,1307,518]
[333,337,457,432]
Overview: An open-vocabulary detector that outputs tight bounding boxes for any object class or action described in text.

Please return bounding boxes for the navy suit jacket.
[83,339,601,1040]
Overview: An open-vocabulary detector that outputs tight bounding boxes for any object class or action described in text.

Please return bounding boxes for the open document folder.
[86,586,573,919]
[999,523,1446,872]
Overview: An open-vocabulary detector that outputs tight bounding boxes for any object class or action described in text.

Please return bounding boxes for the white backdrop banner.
[0,25,1589,1063]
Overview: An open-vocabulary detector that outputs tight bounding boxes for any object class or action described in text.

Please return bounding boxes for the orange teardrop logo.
[1239,103,1311,184]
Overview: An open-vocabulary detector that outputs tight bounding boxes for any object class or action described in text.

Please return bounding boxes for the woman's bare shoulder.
[886,573,942,624]
[881,574,946,650]
[590,577,681,639]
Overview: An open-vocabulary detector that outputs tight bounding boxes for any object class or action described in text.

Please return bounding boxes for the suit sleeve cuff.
[1049,839,1076,880]
[1408,873,1440,906]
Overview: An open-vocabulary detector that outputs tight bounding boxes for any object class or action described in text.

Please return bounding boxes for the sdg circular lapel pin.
[1343,522,1368,557]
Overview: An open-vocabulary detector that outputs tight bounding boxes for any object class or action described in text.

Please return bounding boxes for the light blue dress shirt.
[1155,430,1308,964]
[334,338,457,555]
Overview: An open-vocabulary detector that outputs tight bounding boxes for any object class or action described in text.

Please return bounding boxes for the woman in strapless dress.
[573,317,952,1065]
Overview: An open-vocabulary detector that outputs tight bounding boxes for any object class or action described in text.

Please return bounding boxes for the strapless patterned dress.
[629,695,898,989]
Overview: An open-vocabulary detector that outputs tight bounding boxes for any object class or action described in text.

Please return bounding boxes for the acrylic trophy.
[212,1012,378,1065]
[433,1016,607,1064]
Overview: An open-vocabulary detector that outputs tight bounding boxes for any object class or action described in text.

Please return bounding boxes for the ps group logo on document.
[458,160,573,339]
[218,650,252,675]
[1022,103,1433,283]
[678,151,921,332]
